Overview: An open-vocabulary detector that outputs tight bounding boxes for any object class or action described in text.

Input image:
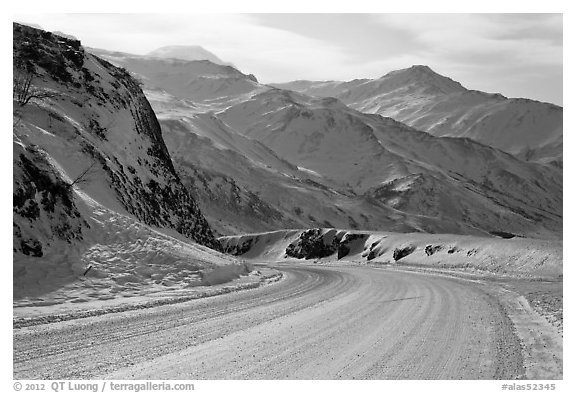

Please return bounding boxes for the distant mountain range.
[92,47,562,240]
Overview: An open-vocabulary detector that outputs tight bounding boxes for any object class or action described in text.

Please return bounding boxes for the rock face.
[13,143,89,257]
[393,246,416,261]
[266,229,370,261]
[337,233,370,259]
[13,23,220,256]
[285,229,340,259]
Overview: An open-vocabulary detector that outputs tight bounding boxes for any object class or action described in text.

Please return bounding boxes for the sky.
[12,13,564,106]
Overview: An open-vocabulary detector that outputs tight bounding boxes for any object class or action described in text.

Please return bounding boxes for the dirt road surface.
[13,264,561,379]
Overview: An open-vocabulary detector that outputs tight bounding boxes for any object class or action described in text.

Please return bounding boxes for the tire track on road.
[15,264,527,379]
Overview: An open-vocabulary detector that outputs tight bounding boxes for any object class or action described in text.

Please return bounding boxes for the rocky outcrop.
[393,246,416,261]
[285,229,341,259]
[425,245,443,256]
[337,233,370,259]
[283,229,372,261]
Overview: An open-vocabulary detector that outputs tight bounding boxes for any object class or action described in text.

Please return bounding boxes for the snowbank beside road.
[13,187,259,316]
[220,228,562,279]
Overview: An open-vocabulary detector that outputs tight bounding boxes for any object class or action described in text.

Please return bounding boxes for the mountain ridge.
[273,65,562,164]
[147,45,231,66]
[89,47,260,106]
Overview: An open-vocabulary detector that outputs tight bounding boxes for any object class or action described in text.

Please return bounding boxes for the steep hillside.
[157,109,407,235]
[13,23,218,249]
[12,23,235,305]
[274,66,563,164]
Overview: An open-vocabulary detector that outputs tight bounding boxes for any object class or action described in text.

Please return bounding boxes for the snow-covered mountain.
[217,88,562,238]
[158,110,432,236]
[93,49,562,239]
[12,24,235,303]
[147,45,230,66]
[273,65,563,165]
[89,48,261,108]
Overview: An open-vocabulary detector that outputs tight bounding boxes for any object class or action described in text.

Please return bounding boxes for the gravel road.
[14,264,548,379]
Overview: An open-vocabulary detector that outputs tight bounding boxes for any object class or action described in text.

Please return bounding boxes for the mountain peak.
[147,45,229,66]
[408,64,434,72]
[381,64,466,94]
[384,64,442,79]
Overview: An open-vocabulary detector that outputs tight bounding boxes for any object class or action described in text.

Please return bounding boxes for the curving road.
[14,264,527,379]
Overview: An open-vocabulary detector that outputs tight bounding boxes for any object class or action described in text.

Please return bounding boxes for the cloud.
[247,14,426,62]
[374,14,561,59]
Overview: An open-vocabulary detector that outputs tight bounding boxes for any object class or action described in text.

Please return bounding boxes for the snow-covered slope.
[13,23,236,305]
[274,65,563,164]
[158,111,439,236]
